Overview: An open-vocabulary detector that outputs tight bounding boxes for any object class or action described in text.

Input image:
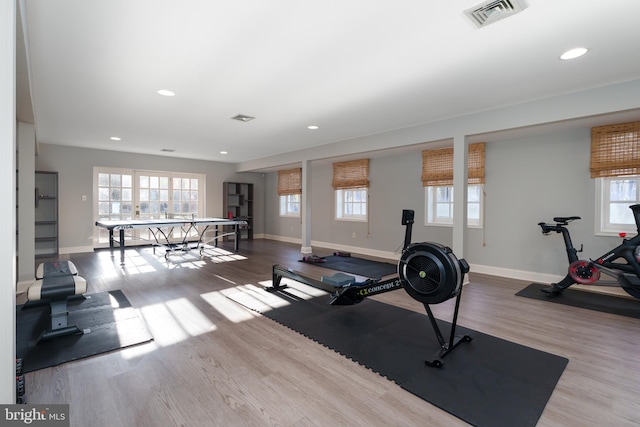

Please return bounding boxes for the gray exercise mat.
[17,290,153,372]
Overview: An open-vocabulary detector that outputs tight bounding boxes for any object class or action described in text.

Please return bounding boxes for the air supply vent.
[464,0,527,28]
[231,114,255,122]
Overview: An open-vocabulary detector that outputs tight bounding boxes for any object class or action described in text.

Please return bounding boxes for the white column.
[0,0,17,404]
[452,135,468,257]
[300,160,312,254]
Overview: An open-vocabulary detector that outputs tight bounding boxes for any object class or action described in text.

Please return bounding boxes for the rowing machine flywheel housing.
[398,242,469,305]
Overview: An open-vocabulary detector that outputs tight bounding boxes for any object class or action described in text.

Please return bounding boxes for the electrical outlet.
[352,232,356,238]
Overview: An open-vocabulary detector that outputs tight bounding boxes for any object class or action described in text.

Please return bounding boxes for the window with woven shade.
[277,168,302,195]
[422,143,485,227]
[591,122,640,178]
[592,121,640,234]
[332,159,369,189]
[278,168,301,217]
[332,159,368,221]
[421,143,485,186]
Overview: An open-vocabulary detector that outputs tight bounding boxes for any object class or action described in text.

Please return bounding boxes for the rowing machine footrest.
[321,272,356,288]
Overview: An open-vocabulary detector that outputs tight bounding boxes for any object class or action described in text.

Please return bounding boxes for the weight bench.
[27,261,87,343]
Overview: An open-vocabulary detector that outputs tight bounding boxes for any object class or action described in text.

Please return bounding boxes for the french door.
[94,167,204,247]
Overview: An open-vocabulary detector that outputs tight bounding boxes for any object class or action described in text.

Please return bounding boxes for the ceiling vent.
[231,114,255,122]
[464,0,527,28]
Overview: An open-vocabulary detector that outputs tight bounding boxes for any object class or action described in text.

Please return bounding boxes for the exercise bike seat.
[553,216,581,224]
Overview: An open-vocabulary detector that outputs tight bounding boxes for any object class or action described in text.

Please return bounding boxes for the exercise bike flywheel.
[568,260,600,285]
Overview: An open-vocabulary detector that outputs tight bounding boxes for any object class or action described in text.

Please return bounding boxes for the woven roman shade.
[332,159,369,189]
[590,121,640,178]
[421,143,485,186]
[277,168,302,195]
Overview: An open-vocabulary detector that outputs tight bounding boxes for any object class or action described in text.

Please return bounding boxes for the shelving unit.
[222,182,253,240]
[35,171,58,258]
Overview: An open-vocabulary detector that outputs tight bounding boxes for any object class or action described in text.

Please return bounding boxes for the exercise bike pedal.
[540,285,564,296]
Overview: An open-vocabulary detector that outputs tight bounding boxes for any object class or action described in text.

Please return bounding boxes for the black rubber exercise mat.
[517,283,640,319]
[301,255,397,279]
[17,290,154,373]
[228,287,568,427]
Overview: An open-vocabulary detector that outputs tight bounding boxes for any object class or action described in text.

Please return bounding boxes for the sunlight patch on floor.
[201,290,258,323]
[213,274,238,285]
[259,278,328,300]
[95,244,249,276]
[139,298,216,347]
[118,340,158,360]
[122,250,158,274]
[224,283,292,313]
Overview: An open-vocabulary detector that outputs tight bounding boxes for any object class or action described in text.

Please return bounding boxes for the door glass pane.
[96,171,133,243]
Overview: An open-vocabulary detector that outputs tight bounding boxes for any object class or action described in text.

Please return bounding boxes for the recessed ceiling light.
[109,136,121,141]
[220,151,228,155]
[560,47,588,60]
[231,114,255,122]
[307,125,319,130]
[157,89,175,97]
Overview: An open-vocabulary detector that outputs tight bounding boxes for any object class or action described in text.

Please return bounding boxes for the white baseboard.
[468,264,562,284]
[262,234,300,245]
[60,246,94,255]
[310,240,402,261]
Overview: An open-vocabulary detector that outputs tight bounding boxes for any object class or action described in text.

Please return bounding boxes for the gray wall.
[30,127,633,281]
[264,127,624,281]
[35,144,265,253]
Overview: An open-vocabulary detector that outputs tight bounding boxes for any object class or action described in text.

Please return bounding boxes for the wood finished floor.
[23,239,640,427]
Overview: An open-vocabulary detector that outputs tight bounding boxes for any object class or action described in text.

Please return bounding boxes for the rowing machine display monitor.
[402,209,414,225]
[402,209,415,251]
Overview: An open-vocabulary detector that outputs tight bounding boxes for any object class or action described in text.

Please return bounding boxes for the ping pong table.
[95,216,248,264]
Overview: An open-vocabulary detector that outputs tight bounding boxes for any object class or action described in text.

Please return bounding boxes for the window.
[596,176,640,234]
[278,168,302,218]
[332,159,369,222]
[336,188,368,221]
[426,185,482,227]
[94,167,204,246]
[280,194,301,217]
[422,143,485,227]
[591,121,640,234]
[98,171,133,221]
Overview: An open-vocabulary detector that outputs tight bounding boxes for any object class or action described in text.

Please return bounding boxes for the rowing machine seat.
[321,272,356,288]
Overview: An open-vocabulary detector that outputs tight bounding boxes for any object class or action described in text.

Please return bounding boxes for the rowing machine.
[269,209,471,367]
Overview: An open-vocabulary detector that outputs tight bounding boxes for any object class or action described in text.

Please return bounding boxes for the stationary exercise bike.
[538,204,640,299]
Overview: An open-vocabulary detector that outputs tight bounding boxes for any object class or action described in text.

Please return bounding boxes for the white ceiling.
[17,0,640,166]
